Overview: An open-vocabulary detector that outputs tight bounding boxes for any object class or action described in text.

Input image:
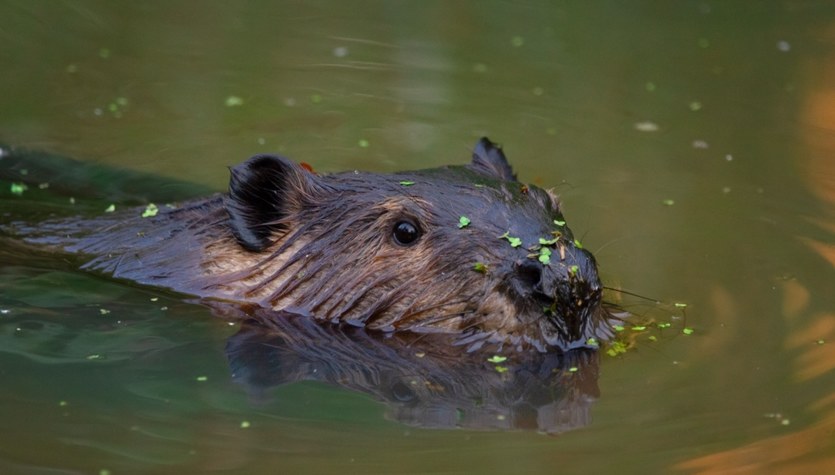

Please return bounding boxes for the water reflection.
[220,307,600,434]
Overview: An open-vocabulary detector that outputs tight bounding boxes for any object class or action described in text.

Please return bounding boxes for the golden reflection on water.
[676,19,835,475]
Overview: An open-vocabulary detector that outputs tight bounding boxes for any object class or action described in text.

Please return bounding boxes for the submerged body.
[11,138,614,352]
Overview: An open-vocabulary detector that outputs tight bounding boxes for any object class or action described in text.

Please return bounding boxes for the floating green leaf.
[631,325,647,331]
[682,327,695,335]
[674,302,688,308]
[569,265,579,276]
[458,216,471,228]
[539,237,559,246]
[225,95,244,107]
[487,355,507,364]
[573,239,583,249]
[586,337,599,347]
[606,341,628,357]
[141,203,159,218]
[495,365,508,373]
[104,204,116,213]
[568,366,579,373]
[662,199,675,206]
[554,219,566,226]
[613,325,625,332]
[10,183,27,195]
[398,180,415,186]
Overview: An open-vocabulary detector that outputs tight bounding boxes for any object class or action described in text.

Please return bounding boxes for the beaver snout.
[513,247,603,342]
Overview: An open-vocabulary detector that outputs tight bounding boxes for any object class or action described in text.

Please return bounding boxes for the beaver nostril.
[515,260,542,289]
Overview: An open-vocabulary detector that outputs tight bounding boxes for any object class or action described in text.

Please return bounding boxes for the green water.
[2,1,835,473]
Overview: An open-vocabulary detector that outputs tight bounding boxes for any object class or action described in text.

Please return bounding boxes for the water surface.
[2,1,835,473]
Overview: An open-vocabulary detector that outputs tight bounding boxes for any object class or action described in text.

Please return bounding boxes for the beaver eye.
[392,220,420,246]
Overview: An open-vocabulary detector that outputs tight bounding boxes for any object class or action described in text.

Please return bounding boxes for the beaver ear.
[469,137,517,182]
[225,154,322,252]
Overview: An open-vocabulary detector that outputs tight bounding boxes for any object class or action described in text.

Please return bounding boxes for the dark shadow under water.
[220,306,600,434]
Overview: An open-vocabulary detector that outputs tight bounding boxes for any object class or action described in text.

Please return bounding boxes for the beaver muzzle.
[512,245,603,344]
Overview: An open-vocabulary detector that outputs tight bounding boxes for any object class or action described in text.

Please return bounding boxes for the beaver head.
[218,138,613,352]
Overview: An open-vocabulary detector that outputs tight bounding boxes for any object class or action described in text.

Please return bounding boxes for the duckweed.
[500,231,522,248]
[225,96,244,107]
[538,247,552,265]
[10,183,27,195]
[141,203,159,218]
[606,341,628,357]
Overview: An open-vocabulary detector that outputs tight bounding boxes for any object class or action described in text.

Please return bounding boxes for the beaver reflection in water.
[29,138,615,352]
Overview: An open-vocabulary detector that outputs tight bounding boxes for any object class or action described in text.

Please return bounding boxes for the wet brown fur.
[16,138,615,352]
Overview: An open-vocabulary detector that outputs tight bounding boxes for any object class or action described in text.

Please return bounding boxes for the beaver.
[7,138,615,352]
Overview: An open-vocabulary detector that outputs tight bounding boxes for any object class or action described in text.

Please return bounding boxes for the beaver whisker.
[602,286,661,304]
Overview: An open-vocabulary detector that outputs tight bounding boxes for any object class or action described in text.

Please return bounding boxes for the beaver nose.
[514,247,603,341]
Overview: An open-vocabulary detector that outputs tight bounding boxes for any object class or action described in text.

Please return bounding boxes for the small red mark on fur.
[300,162,316,174]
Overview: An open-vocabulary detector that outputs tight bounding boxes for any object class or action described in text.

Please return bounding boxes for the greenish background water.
[2,1,835,473]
